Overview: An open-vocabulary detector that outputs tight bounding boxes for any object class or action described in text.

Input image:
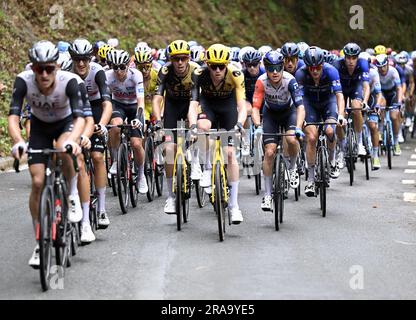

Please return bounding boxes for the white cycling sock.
[229,181,239,209]
[289,155,297,170]
[329,148,336,164]
[357,131,363,145]
[97,187,106,213]
[264,176,272,197]
[308,166,315,182]
[82,202,90,225]
[373,147,379,158]
[70,175,78,196]
[166,177,174,198]
[138,165,144,178]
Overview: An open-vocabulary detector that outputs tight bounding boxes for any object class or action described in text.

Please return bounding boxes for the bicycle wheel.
[214,161,225,241]
[117,143,129,213]
[386,122,392,170]
[155,164,164,197]
[38,186,54,292]
[55,183,71,269]
[105,148,118,197]
[175,158,183,231]
[318,147,327,217]
[144,137,156,202]
[255,173,261,195]
[129,151,138,208]
[278,156,286,224]
[362,131,370,180]
[347,128,355,186]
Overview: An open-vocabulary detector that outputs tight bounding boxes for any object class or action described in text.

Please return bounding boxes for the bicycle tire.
[155,164,164,197]
[214,161,225,241]
[363,131,370,180]
[39,186,54,292]
[347,128,355,186]
[278,156,286,224]
[55,183,70,269]
[175,158,183,231]
[144,137,156,202]
[116,143,129,214]
[318,147,327,217]
[386,122,392,170]
[195,178,207,208]
[255,173,261,195]
[129,151,138,208]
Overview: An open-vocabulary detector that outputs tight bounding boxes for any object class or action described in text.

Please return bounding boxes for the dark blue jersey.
[243,66,265,104]
[332,57,369,91]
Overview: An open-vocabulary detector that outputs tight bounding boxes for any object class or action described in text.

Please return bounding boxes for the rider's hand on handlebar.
[94,124,108,136]
[295,127,305,139]
[131,118,143,130]
[338,114,346,126]
[254,125,263,136]
[234,122,245,135]
[11,141,27,160]
[63,140,81,156]
[80,135,91,150]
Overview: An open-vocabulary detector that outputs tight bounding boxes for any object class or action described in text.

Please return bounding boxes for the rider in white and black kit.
[8,41,86,269]
[69,38,113,228]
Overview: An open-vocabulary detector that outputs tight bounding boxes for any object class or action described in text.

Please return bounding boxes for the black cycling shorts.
[263,106,297,145]
[198,97,238,131]
[111,101,143,138]
[28,115,73,165]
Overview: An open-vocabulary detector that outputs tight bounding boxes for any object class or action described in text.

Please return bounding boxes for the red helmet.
[386,47,393,55]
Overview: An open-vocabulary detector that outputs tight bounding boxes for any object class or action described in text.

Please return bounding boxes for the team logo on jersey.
[232,70,241,77]
[194,67,203,76]
[161,66,169,75]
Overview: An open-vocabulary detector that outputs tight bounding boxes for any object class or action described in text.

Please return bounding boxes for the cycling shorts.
[343,81,363,104]
[197,96,238,131]
[111,101,143,138]
[304,96,338,123]
[263,106,297,146]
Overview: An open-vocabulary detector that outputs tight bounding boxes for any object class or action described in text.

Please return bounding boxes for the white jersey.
[105,68,145,105]
[369,66,381,94]
[379,66,401,91]
[24,63,32,71]
[82,62,105,101]
[16,70,78,123]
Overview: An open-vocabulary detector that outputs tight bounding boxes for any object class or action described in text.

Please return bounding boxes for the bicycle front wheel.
[117,143,130,214]
[385,122,393,170]
[39,186,54,292]
[214,162,225,241]
[318,147,327,217]
[347,128,355,186]
[175,157,183,231]
[144,137,155,202]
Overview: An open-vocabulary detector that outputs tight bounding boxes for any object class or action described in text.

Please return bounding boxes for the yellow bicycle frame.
[172,130,188,195]
[211,135,229,204]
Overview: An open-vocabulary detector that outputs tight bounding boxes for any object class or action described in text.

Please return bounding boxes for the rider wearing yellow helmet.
[374,45,387,56]
[188,43,247,224]
[97,44,114,69]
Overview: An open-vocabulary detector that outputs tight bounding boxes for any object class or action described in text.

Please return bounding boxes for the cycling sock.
[111,148,118,162]
[357,131,363,145]
[264,176,272,196]
[81,202,90,225]
[329,148,336,164]
[138,165,144,178]
[289,155,297,170]
[70,175,78,196]
[166,177,174,198]
[307,166,315,182]
[192,148,199,166]
[229,181,239,209]
[32,218,38,237]
[373,147,379,158]
[97,187,106,213]
[394,135,399,144]
[340,138,347,153]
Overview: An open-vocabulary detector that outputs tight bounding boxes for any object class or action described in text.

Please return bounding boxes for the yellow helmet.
[134,49,153,64]
[98,44,114,59]
[168,40,190,56]
[339,49,345,58]
[205,44,230,64]
[374,45,387,55]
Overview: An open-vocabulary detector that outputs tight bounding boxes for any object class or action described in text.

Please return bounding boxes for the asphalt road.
[1,140,416,300]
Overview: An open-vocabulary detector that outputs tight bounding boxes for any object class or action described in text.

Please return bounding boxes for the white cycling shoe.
[164,197,176,214]
[68,195,83,223]
[81,223,96,243]
[28,245,40,269]
[230,207,244,224]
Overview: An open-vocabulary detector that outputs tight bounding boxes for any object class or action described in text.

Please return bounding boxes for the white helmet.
[135,41,150,53]
[258,45,272,57]
[69,38,93,57]
[297,42,310,58]
[29,40,59,64]
[411,51,416,60]
[106,49,130,65]
[107,38,119,48]
[238,46,256,62]
[359,52,371,62]
[58,53,73,71]
[190,45,204,63]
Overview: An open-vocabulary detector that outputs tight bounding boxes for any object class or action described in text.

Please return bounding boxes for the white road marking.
[394,240,416,246]
[408,161,416,166]
[411,155,416,159]
[405,169,416,174]
[402,180,415,185]
[403,193,416,202]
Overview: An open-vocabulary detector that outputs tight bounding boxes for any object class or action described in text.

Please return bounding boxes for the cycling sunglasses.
[208,64,227,71]
[265,64,283,73]
[308,65,323,72]
[246,62,259,68]
[171,55,189,62]
[72,56,91,63]
[284,56,298,64]
[113,64,127,71]
[33,65,56,74]
[136,63,152,71]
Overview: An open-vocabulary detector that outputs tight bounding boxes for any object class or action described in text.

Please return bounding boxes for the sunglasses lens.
[113,65,127,71]
[137,64,151,70]
[247,63,258,68]
[266,65,283,73]
[209,64,226,71]
[34,65,55,74]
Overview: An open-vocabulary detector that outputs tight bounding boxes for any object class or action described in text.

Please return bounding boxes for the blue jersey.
[332,57,369,91]
[296,59,305,72]
[243,66,265,104]
[395,64,406,86]
[295,63,343,103]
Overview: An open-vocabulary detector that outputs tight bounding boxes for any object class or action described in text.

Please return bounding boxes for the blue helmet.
[230,47,240,62]
[325,53,338,65]
[57,41,70,53]
[242,49,262,64]
[343,43,361,57]
[263,50,284,66]
[303,46,325,67]
[281,42,300,58]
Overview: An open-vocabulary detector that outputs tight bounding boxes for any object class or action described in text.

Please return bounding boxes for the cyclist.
[359,52,383,170]
[333,43,370,158]
[281,42,305,75]
[106,49,148,194]
[258,45,273,57]
[395,53,415,128]
[188,43,247,224]
[241,49,264,156]
[152,40,200,214]
[295,46,345,196]
[251,51,305,211]
[190,45,205,66]
[97,44,114,70]
[60,55,96,242]
[375,54,403,155]
[8,40,85,268]
[134,48,159,125]
[69,38,113,228]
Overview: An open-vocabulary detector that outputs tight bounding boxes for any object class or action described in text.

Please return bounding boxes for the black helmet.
[281,42,300,58]
[303,46,325,67]
[343,43,361,57]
